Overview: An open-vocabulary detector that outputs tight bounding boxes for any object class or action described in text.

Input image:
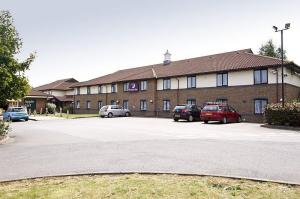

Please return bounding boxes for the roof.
[72,49,298,87]
[25,89,52,98]
[54,96,74,102]
[35,78,78,91]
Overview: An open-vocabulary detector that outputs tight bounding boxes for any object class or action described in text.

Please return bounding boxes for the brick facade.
[74,81,300,122]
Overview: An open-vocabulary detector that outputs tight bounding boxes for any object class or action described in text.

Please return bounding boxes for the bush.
[63,106,73,114]
[46,103,57,114]
[0,121,9,136]
[265,101,300,126]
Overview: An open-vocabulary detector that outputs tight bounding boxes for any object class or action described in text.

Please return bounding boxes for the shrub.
[46,103,57,114]
[63,106,73,114]
[0,121,9,136]
[265,101,300,126]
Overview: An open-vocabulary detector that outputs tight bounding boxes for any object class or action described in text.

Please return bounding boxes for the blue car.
[3,107,29,122]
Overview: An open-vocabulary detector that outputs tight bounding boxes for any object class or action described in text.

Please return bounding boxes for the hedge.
[265,101,300,126]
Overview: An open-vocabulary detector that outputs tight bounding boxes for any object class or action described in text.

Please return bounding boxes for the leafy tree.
[259,39,287,60]
[0,10,35,108]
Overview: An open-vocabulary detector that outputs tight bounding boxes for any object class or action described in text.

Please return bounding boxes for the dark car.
[173,104,201,122]
[200,103,241,124]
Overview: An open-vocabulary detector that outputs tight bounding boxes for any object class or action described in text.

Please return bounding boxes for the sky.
[1,0,300,87]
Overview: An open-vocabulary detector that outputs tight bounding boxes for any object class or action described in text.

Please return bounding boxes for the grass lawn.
[0,174,299,199]
[52,113,99,119]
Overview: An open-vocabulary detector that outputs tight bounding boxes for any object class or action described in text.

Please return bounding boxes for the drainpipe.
[152,67,158,117]
[176,78,179,105]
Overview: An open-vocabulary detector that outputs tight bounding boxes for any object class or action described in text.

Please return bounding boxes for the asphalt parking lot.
[1,117,300,184]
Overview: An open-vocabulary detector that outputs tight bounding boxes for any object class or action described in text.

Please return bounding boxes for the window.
[76,88,80,95]
[98,85,103,94]
[123,82,129,92]
[123,100,129,109]
[86,101,91,109]
[141,80,147,91]
[163,100,170,111]
[111,100,116,105]
[98,101,103,109]
[187,99,196,105]
[217,73,228,87]
[216,98,228,104]
[140,100,147,111]
[254,69,268,84]
[87,86,91,94]
[163,79,171,90]
[111,84,116,93]
[187,76,196,88]
[254,99,268,114]
[76,101,80,109]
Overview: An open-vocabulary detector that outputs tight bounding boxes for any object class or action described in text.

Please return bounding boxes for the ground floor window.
[76,101,80,109]
[163,100,170,111]
[86,101,91,109]
[140,100,147,111]
[123,100,129,109]
[111,100,116,105]
[254,99,268,114]
[98,101,103,109]
[187,99,196,105]
[216,98,228,104]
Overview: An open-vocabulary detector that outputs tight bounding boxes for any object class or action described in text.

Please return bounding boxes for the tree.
[0,10,35,108]
[259,39,287,60]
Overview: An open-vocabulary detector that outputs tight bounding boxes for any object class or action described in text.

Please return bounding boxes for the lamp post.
[273,23,290,107]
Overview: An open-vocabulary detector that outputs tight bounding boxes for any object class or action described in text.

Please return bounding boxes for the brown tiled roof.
[35,78,78,91]
[72,49,297,87]
[54,96,73,102]
[25,89,51,98]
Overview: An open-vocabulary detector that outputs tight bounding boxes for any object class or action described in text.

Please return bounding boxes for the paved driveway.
[1,117,300,184]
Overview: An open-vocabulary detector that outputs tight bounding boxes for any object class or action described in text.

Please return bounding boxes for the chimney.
[163,50,171,65]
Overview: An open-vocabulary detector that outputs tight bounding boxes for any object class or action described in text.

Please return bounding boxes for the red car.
[200,103,242,124]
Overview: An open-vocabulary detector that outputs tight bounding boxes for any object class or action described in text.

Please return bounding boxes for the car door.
[191,105,199,119]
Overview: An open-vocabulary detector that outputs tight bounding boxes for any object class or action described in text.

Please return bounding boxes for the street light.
[273,23,290,107]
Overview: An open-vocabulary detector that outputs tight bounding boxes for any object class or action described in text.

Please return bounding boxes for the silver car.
[99,105,131,118]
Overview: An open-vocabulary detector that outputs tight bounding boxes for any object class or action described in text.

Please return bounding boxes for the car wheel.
[25,118,29,121]
[125,112,130,117]
[174,118,179,122]
[100,115,104,118]
[204,120,208,124]
[188,115,194,122]
[108,113,113,118]
[237,116,242,123]
[222,117,227,124]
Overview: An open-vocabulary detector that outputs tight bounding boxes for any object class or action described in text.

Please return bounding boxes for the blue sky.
[1,0,300,86]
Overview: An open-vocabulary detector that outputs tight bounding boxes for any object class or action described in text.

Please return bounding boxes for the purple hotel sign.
[128,82,139,91]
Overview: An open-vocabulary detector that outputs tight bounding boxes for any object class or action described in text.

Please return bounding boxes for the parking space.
[1,117,300,184]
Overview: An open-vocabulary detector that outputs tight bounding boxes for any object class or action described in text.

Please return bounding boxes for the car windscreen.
[11,108,25,112]
[202,105,219,111]
[100,106,108,111]
[174,105,187,110]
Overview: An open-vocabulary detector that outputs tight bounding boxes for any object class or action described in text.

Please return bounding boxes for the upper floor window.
[163,100,170,111]
[76,88,80,95]
[87,86,91,94]
[187,76,196,88]
[254,69,268,84]
[140,100,147,111]
[86,101,91,109]
[254,99,268,114]
[187,99,196,105]
[141,80,147,91]
[76,101,80,109]
[123,82,129,92]
[163,79,171,90]
[217,73,228,87]
[111,84,116,93]
[98,85,103,94]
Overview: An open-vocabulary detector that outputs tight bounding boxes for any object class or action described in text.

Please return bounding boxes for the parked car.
[99,105,131,118]
[200,103,241,124]
[173,104,201,122]
[3,107,29,122]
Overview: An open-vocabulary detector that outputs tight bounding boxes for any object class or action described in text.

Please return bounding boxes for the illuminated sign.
[128,82,139,91]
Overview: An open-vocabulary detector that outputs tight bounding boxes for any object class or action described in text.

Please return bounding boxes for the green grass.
[53,113,98,119]
[0,174,299,199]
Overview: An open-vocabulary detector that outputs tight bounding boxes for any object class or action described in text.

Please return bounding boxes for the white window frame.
[187,76,196,88]
[254,99,268,114]
[254,69,268,84]
[217,73,228,87]
[76,101,80,109]
[163,100,170,111]
[163,79,171,90]
[141,80,147,91]
[140,100,147,111]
